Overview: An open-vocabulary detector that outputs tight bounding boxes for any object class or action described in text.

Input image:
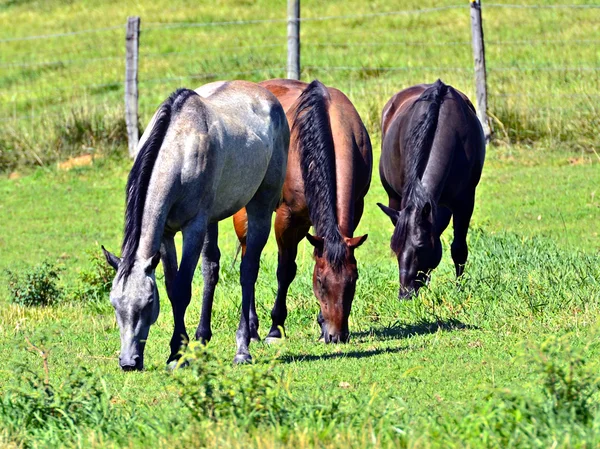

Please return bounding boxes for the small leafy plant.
[5,261,63,306]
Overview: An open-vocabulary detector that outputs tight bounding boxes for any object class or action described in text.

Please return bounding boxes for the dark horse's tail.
[404,79,449,202]
[293,79,345,270]
[120,88,197,279]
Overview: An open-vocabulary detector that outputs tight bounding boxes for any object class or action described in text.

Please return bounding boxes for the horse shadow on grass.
[279,346,409,364]
[279,319,476,364]
[351,318,478,342]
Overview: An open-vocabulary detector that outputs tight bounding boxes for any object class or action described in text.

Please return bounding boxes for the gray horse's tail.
[292,79,345,271]
[120,88,197,279]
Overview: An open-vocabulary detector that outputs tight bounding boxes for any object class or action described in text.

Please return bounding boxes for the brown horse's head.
[306,233,367,343]
[378,202,442,299]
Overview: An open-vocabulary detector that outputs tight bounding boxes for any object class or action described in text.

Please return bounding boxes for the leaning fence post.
[287,0,300,80]
[469,0,491,143]
[125,16,140,157]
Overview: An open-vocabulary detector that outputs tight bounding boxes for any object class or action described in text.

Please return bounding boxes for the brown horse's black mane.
[293,80,346,271]
[119,88,197,280]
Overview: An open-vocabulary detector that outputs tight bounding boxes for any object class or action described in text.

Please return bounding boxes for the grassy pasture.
[0,0,600,448]
[0,0,599,170]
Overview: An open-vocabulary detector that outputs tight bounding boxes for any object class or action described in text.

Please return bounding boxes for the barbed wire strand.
[0,25,124,44]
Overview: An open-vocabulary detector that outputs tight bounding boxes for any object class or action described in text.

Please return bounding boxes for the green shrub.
[5,261,63,307]
[72,248,113,305]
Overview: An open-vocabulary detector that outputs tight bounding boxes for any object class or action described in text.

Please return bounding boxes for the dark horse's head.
[378,200,441,299]
[306,233,368,343]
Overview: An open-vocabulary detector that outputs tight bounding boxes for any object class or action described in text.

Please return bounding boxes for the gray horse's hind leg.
[167,217,207,363]
[234,201,273,364]
[195,222,220,344]
[161,233,178,301]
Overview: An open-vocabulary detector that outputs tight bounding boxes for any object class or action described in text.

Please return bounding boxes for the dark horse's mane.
[391,79,448,253]
[119,88,197,280]
[293,80,346,271]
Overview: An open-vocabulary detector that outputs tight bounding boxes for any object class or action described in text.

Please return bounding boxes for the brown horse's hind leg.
[266,207,309,342]
[451,194,475,278]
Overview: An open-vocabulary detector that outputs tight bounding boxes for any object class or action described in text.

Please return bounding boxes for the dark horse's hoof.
[233,353,252,364]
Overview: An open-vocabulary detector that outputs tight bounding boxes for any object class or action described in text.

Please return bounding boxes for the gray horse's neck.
[136,161,176,262]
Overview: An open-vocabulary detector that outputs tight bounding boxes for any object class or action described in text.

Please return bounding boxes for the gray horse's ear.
[102,246,121,271]
[306,233,324,251]
[377,203,399,226]
[144,251,161,273]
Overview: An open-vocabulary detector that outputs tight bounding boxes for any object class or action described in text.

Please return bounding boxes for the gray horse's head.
[377,202,442,299]
[102,246,161,371]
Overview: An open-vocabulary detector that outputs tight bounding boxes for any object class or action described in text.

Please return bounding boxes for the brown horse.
[233,79,372,343]
[378,80,485,298]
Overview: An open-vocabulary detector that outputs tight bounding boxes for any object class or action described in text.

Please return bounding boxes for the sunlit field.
[0,1,599,448]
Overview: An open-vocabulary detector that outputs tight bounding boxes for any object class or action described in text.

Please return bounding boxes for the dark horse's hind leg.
[266,207,310,342]
[451,194,475,278]
[195,223,220,344]
[235,201,272,364]
[167,218,206,364]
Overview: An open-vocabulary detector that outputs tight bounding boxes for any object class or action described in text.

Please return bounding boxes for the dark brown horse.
[233,79,372,343]
[378,80,485,299]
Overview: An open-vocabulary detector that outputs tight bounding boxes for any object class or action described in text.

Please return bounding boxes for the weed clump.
[72,248,113,305]
[5,261,63,307]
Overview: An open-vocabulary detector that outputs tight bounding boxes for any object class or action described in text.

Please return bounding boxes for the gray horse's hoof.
[265,336,284,345]
[233,353,252,364]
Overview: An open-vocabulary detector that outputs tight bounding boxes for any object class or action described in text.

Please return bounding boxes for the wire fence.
[1,2,598,148]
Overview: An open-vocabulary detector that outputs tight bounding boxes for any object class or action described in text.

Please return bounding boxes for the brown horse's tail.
[293,79,345,270]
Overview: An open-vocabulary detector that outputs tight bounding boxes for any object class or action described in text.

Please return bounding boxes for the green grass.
[1,0,600,447]
[0,146,599,448]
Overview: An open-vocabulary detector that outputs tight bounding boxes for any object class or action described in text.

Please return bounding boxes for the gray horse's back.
[193,80,289,222]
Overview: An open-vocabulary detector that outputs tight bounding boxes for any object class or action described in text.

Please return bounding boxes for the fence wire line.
[305,65,600,72]
[485,3,600,8]
[3,60,599,97]
[3,2,598,44]
[0,44,285,69]
[0,67,287,111]
[0,25,124,44]
[142,5,465,30]
[4,36,598,71]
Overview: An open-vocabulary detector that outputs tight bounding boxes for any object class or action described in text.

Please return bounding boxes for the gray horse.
[102,81,289,370]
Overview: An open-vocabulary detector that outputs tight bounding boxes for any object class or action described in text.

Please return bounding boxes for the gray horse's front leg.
[195,223,220,344]
[235,206,271,364]
[167,218,206,364]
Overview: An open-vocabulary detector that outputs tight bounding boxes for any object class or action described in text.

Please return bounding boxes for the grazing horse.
[102,81,289,369]
[378,80,485,298]
[233,79,372,343]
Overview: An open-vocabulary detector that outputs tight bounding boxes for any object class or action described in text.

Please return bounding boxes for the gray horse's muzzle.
[119,354,143,371]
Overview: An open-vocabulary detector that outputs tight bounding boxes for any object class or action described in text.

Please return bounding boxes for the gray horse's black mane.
[119,88,197,280]
[391,80,448,253]
[293,80,346,271]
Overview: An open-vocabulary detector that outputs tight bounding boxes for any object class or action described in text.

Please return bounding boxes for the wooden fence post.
[470,0,491,143]
[125,16,140,157]
[287,0,300,80]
